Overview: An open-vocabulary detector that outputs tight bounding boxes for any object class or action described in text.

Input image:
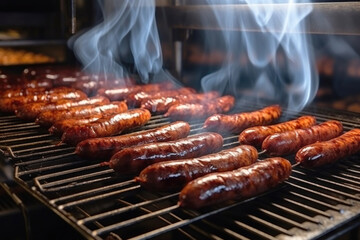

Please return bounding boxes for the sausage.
[15,96,110,121]
[75,121,191,160]
[295,128,360,168]
[141,91,220,114]
[0,90,87,113]
[238,116,317,147]
[49,116,103,135]
[108,132,224,174]
[135,145,258,192]
[262,120,343,156]
[164,95,235,121]
[126,87,196,108]
[61,109,151,145]
[35,101,127,126]
[178,157,292,209]
[97,82,175,101]
[203,105,282,134]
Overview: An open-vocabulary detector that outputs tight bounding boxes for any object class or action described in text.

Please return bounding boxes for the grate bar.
[271,203,321,224]
[247,214,293,236]
[287,191,342,211]
[282,198,332,218]
[93,205,179,237]
[39,169,114,189]
[286,181,352,206]
[200,219,251,240]
[59,185,140,210]
[258,208,309,231]
[15,152,76,167]
[78,193,179,225]
[50,180,135,204]
[0,133,52,143]
[290,176,360,201]
[18,160,85,177]
[233,220,279,240]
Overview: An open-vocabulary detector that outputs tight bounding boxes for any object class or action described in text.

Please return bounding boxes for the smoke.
[68,0,167,83]
[201,0,319,111]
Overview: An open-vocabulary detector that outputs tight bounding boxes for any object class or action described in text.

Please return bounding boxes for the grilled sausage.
[126,87,196,108]
[262,120,343,156]
[61,109,151,145]
[179,157,292,209]
[0,90,87,113]
[295,128,360,168]
[75,121,191,160]
[203,105,282,134]
[97,82,175,101]
[15,96,110,121]
[49,116,103,135]
[35,101,127,126]
[108,132,224,174]
[141,91,220,114]
[164,95,235,121]
[238,116,317,147]
[135,145,258,192]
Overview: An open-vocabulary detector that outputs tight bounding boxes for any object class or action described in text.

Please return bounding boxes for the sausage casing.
[262,120,343,156]
[164,95,235,121]
[239,115,317,147]
[179,157,292,209]
[49,116,103,135]
[15,96,109,121]
[75,121,191,160]
[108,132,224,174]
[203,105,281,134]
[295,128,360,168]
[136,145,258,192]
[61,109,151,145]
[141,91,220,114]
[35,101,127,126]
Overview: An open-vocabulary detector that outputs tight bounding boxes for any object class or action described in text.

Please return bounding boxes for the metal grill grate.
[1,105,360,240]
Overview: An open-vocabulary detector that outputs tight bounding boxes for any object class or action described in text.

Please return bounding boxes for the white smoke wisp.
[68,0,168,83]
[201,0,319,111]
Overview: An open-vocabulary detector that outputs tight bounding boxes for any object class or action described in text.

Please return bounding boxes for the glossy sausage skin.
[238,116,317,147]
[164,95,235,121]
[48,116,102,135]
[97,82,175,101]
[15,96,109,121]
[61,109,151,146]
[136,145,258,192]
[179,157,292,209]
[35,101,127,126]
[0,90,87,113]
[126,87,196,108]
[141,91,220,114]
[75,121,191,160]
[295,128,360,168]
[262,120,343,156]
[109,132,224,174]
[203,105,282,134]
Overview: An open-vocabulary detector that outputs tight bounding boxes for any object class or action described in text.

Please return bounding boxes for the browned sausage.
[97,82,175,101]
[141,91,220,114]
[15,96,110,121]
[49,116,103,135]
[126,87,196,108]
[61,109,151,145]
[35,101,127,126]
[238,116,317,147]
[135,145,258,192]
[203,105,282,134]
[178,157,292,209]
[75,121,191,160]
[295,128,360,168]
[164,95,235,121]
[262,120,343,156]
[0,90,87,113]
[108,132,224,174]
